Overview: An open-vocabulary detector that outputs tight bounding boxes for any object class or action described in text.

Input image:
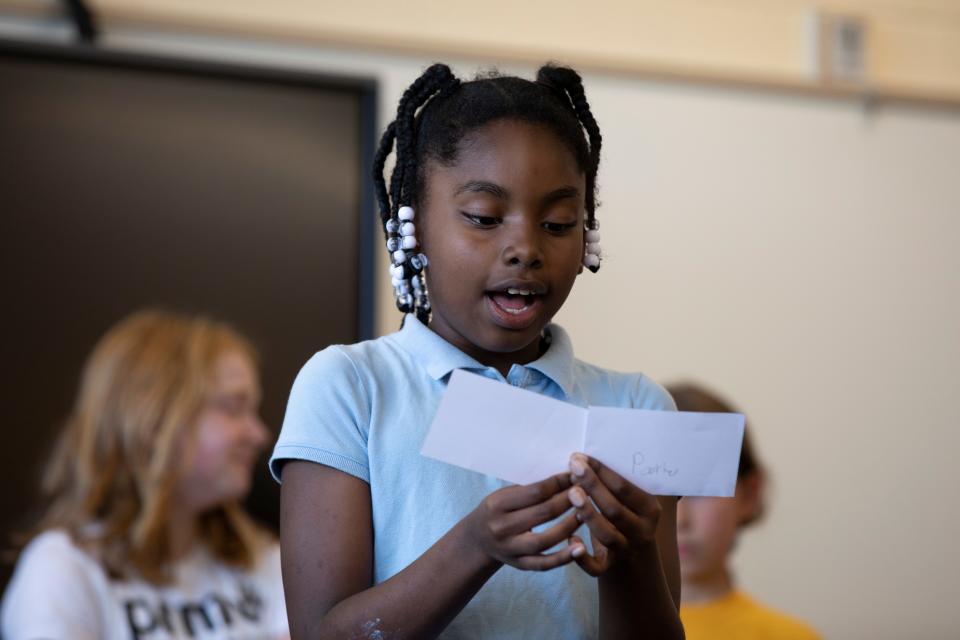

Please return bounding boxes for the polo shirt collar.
[525,323,576,399]
[393,314,576,398]
[395,314,485,379]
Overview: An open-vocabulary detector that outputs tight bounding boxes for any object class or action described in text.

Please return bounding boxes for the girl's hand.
[464,472,586,571]
[566,453,662,576]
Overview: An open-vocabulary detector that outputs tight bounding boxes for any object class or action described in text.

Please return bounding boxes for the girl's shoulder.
[540,323,675,411]
[189,534,282,590]
[725,591,822,640]
[2,529,110,638]
[293,318,452,398]
[14,528,102,573]
[570,358,676,412]
[275,333,417,481]
[295,331,413,387]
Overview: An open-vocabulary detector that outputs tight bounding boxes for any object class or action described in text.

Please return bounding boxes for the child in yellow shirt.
[668,384,821,640]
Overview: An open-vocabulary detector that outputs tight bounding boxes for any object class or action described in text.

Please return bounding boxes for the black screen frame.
[0,36,379,340]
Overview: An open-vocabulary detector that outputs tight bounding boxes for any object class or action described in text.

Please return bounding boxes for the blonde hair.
[38,309,268,584]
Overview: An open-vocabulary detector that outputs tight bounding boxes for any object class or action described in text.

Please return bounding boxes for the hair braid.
[373,121,396,234]
[397,65,459,208]
[535,65,602,219]
[383,67,447,228]
[535,65,603,272]
[375,64,460,319]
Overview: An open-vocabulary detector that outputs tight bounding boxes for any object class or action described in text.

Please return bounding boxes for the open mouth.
[485,284,546,328]
[489,288,541,315]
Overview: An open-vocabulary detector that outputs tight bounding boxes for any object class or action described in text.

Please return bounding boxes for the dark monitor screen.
[0,39,376,585]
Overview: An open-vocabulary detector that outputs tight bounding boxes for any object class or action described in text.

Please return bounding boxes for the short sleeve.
[1,531,104,640]
[269,346,371,483]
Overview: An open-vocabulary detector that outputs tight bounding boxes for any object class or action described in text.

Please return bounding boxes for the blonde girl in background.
[1,310,289,639]
[668,383,820,640]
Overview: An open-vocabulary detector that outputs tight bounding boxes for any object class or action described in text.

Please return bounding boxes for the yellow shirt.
[680,590,821,640]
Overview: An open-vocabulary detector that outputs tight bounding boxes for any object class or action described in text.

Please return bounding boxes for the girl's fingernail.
[570,456,586,477]
[568,487,585,508]
[571,544,585,558]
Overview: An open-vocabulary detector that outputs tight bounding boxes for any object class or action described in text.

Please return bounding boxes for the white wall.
[562,76,960,639]
[4,19,959,638]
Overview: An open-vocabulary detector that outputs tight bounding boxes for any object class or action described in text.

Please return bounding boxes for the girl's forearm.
[598,543,685,640]
[311,519,500,640]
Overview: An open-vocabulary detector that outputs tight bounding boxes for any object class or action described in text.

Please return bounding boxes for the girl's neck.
[167,505,199,562]
[427,319,548,378]
[482,339,545,378]
[682,566,735,605]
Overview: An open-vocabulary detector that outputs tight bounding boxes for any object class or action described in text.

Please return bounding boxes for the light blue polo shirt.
[270,315,675,639]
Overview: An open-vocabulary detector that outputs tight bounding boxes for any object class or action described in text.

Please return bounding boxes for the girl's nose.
[501,220,543,269]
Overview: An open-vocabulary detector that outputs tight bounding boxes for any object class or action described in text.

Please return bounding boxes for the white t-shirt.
[1,529,289,640]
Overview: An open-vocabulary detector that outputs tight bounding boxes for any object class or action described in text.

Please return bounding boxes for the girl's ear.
[734,471,765,526]
[577,229,586,275]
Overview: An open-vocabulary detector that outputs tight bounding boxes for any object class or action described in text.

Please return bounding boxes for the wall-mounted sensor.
[806,11,868,86]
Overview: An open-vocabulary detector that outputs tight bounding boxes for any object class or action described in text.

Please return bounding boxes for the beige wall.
[3,4,959,638]
[4,0,960,101]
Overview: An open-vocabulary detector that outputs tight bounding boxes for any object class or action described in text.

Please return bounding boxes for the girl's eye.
[462,212,501,227]
[543,221,578,234]
[210,395,249,417]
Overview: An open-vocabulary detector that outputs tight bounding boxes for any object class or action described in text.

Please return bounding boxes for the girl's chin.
[183,480,252,513]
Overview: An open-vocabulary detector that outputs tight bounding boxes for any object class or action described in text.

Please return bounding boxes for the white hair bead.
[390,264,404,279]
[585,230,601,243]
[400,222,416,237]
[398,206,415,221]
[412,275,421,289]
[401,235,418,250]
[583,254,600,268]
[393,249,407,263]
[386,237,399,252]
[385,219,399,234]
[586,242,601,256]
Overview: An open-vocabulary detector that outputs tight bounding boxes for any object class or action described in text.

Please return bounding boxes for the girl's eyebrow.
[454,182,580,206]
[455,180,509,199]
[541,186,581,206]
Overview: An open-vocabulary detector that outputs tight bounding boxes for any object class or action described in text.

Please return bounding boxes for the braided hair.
[373,63,603,324]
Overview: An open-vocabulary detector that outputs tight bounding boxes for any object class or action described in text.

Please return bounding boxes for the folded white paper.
[421,370,745,497]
